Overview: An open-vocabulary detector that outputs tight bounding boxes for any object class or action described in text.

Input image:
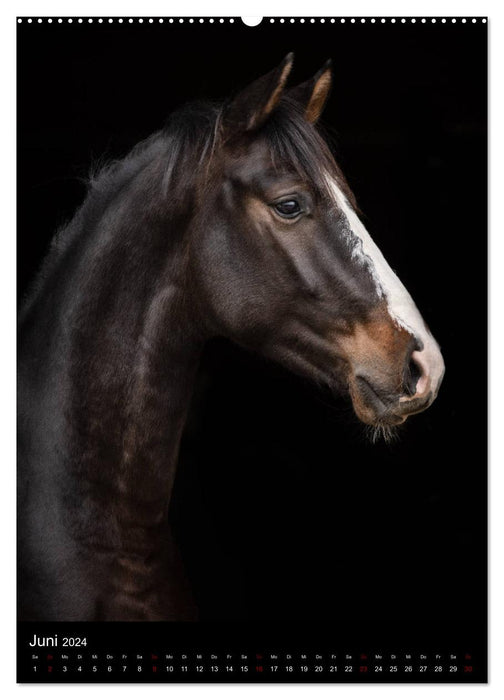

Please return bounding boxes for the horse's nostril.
[404,355,422,396]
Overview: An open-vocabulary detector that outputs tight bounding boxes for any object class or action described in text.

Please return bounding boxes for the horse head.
[188,54,445,438]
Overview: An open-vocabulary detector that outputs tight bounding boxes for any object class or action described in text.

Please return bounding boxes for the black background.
[17,15,487,668]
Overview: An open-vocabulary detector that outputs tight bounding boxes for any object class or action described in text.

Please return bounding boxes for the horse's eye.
[273,199,302,219]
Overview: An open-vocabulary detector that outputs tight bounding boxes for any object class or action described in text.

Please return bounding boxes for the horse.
[18,54,445,622]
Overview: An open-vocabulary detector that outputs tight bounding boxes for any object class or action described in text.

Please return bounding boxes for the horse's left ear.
[223,53,294,134]
[288,59,332,123]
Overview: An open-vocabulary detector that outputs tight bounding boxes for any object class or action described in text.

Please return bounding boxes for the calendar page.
[17,14,487,683]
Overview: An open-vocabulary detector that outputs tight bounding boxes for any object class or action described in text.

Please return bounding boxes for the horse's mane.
[20,97,353,322]
[87,101,222,208]
[87,95,353,208]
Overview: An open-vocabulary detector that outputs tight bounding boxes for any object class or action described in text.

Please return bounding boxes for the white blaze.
[327,178,445,398]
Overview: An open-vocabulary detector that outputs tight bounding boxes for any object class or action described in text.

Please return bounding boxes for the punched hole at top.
[241,17,263,27]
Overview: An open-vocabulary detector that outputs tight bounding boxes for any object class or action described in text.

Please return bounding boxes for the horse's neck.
[19,158,206,555]
[119,282,202,506]
[62,246,203,550]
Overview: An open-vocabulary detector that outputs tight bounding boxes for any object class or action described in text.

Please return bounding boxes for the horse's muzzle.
[350,345,445,428]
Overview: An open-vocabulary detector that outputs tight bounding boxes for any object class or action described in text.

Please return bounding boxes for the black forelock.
[259,96,341,200]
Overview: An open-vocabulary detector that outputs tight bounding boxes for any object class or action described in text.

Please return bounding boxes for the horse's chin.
[353,405,407,430]
[364,412,406,427]
[347,378,410,438]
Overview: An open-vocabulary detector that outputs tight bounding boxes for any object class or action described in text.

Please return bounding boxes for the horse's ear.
[288,59,332,124]
[223,53,294,134]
